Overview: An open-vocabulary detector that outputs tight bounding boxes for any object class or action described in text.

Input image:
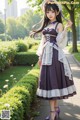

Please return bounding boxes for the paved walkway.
[34,48,80,120]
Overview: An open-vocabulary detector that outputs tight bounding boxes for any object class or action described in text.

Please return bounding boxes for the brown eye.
[46,11,49,13]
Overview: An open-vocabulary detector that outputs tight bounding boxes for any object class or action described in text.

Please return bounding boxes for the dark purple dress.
[36,23,76,100]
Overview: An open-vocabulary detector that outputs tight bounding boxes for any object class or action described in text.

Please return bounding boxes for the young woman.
[30,0,76,120]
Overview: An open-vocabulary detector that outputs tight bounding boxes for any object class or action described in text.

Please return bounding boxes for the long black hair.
[30,3,62,37]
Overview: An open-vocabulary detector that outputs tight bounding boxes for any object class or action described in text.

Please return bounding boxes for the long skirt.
[36,47,76,100]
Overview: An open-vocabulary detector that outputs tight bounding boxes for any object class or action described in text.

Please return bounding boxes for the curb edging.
[72,54,80,67]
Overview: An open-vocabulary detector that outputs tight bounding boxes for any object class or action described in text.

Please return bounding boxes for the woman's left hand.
[65,20,73,29]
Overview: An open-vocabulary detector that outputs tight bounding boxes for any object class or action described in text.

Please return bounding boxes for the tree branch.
[70,0,76,11]
[63,4,71,13]
[70,4,76,11]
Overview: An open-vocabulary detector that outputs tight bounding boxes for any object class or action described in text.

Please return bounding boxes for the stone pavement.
[34,48,80,120]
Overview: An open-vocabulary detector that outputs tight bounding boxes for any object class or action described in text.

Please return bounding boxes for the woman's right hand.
[38,60,42,67]
[65,20,73,29]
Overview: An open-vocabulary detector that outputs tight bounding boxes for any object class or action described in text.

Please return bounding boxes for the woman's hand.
[65,20,73,29]
[38,60,42,67]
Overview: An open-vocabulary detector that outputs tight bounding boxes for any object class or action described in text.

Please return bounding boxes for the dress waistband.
[44,34,56,37]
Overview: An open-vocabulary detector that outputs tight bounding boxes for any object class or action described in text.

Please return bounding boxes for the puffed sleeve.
[56,29,68,49]
[36,34,46,60]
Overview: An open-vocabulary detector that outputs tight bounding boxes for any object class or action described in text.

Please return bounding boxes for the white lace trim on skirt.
[36,85,76,98]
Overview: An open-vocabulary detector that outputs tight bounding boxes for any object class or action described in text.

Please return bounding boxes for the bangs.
[45,4,59,13]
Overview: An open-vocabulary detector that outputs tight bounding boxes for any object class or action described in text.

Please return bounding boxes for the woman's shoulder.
[56,22,64,33]
[57,22,63,28]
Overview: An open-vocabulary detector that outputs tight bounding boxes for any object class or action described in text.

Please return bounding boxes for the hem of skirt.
[36,92,76,100]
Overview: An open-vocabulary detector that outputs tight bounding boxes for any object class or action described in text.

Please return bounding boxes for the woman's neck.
[50,19,57,22]
[49,19,57,25]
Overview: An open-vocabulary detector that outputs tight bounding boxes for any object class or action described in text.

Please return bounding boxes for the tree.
[26,0,80,52]
[0,19,5,34]
[61,0,80,52]
[6,17,28,39]
[18,10,41,34]
[8,0,80,52]
[16,21,28,39]
[6,18,16,39]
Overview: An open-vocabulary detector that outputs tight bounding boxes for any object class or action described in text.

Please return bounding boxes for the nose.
[48,12,52,17]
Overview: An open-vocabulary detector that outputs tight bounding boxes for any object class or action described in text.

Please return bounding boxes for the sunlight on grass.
[66,44,80,62]
[0,66,32,93]
[74,53,80,62]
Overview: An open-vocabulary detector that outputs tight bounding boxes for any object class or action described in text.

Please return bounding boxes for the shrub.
[0,38,40,71]
[13,52,38,66]
[0,42,17,71]
[15,41,28,52]
[0,34,12,41]
[25,37,39,49]
[0,64,40,120]
[30,45,38,51]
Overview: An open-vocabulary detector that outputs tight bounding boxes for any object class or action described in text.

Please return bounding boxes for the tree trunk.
[70,10,78,52]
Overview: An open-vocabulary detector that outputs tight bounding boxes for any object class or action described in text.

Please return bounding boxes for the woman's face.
[46,9,57,21]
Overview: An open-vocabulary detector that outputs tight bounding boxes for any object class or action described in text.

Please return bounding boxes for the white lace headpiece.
[42,0,68,21]
[42,0,62,12]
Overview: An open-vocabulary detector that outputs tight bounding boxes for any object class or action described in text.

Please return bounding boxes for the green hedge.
[0,64,40,120]
[0,42,17,71]
[0,34,12,41]
[24,37,39,49]
[0,39,39,71]
[13,52,38,66]
[15,41,29,52]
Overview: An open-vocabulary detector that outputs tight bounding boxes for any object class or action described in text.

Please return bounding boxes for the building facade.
[5,0,18,18]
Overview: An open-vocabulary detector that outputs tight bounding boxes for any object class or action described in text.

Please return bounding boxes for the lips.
[49,16,52,18]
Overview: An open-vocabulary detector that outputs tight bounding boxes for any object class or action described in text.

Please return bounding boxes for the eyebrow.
[46,10,55,12]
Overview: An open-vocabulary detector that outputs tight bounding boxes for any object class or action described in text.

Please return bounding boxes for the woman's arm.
[57,20,73,32]
[56,20,72,49]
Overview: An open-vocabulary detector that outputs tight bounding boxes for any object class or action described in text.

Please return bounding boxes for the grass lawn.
[74,53,80,62]
[0,66,32,94]
[66,44,80,62]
